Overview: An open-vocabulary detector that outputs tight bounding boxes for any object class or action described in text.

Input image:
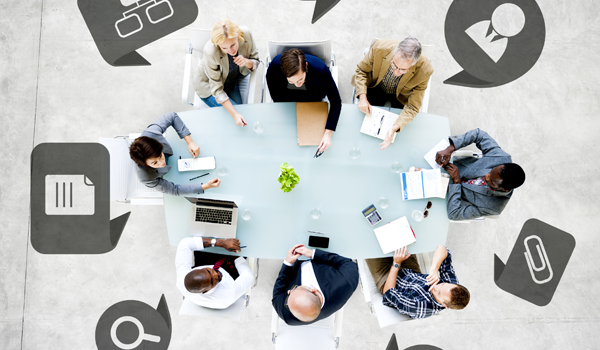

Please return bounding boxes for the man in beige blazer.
[193,21,260,127]
[351,37,433,150]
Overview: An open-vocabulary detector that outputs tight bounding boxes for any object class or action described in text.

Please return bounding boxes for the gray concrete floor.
[1,0,599,349]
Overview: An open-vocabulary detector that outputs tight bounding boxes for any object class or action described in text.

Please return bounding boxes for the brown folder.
[296,102,328,146]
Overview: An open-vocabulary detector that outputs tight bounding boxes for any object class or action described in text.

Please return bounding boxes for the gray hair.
[394,37,422,66]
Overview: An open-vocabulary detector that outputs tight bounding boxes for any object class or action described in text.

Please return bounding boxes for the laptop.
[185,197,238,238]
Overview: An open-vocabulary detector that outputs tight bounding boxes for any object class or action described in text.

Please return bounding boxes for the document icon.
[494,219,575,306]
[45,175,95,215]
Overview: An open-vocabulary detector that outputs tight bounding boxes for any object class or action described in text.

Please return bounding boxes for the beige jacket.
[192,26,259,104]
[351,39,433,131]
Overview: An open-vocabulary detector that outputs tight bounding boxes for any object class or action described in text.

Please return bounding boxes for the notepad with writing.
[373,216,416,254]
[359,106,398,143]
[297,102,328,146]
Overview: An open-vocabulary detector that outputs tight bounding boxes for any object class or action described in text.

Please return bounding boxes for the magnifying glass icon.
[110,316,161,350]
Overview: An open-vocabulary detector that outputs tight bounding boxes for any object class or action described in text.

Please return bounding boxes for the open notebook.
[99,138,163,201]
[359,106,398,143]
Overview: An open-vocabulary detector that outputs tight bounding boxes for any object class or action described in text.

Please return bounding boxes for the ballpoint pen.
[189,173,210,181]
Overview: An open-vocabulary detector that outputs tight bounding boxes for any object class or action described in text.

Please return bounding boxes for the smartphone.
[308,235,329,249]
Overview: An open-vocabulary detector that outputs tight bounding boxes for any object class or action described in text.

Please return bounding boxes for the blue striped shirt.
[382,248,459,319]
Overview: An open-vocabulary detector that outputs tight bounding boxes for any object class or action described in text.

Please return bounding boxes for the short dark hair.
[129,136,163,167]
[447,284,470,310]
[498,163,525,190]
[280,48,306,78]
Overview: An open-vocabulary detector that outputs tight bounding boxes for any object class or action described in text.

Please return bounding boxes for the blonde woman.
[193,20,259,127]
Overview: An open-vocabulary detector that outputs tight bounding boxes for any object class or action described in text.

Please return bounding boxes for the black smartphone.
[308,235,329,248]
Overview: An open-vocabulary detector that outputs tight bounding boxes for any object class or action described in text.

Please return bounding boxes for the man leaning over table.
[175,237,254,309]
[350,37,433,150]
[366,245,470,319]
[436,128,526,221]
[272,244,359,325]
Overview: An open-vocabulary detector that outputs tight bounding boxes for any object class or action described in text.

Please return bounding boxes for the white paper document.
[373,216,416,254]
[424,138,450,170]
[359,107,398,143]
[178,156,216,172]
[45,175,95,215]
[401,169,443,200]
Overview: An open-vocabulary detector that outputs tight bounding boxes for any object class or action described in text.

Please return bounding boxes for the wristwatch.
[210,238,216,247]
[393,263,401,269]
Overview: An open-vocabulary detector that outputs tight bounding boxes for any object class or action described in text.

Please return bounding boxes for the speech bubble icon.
[30,143,130,254]
[96,295,171,350]
[494,219,575,306]
[77,0,198,66]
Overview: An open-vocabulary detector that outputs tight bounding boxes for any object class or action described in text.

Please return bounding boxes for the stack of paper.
[373,216,416,254]
[400,168,443,200]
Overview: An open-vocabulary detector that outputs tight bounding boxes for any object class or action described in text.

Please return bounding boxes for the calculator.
[362,204,383,226]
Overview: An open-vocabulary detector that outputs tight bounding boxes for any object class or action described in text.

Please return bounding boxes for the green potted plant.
[278,162,300,193]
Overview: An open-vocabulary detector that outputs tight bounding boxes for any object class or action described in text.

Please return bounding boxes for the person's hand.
[286,244,304,265]
[187,141,200,158]
[220,238,241,253]
[443,163,461,184]
[233,113,248,127]
[233,55,252,69]
[435,145,455,166]
[357,94,372,115]
[202,178,221,190]
[393,246,411,265]
[425,268,440,287]
[317,131,333,153]
[379,126,399,150]
[294,246,315,259]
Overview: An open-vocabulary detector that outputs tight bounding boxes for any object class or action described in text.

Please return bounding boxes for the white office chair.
[99,134,164,205]
[448,150,500,223]
[178,257,260,321]
[351,38,433,113]
[271,307,344,350]
[262,39,338,103]
[356,252,433,328]
[182,28,263,108]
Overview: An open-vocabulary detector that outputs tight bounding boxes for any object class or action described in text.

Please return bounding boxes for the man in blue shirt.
[366,245,470,319]
[266,48,342,153]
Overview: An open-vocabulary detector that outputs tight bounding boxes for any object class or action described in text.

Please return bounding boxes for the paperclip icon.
[524,235,553,284]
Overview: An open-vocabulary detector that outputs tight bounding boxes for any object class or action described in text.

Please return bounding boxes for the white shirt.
[284,250,325,308]
[175,237,254,309]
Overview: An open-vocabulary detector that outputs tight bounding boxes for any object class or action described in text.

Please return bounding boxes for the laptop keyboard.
[195,207,233,225]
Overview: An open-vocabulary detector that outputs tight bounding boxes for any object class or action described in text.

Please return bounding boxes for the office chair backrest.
[268,40,333,67]
[189,28,212,57]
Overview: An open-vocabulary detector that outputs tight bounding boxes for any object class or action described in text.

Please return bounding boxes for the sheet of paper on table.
[401,168,443,200]
[359,106,398,143]
[424,138,451,169]
[373,216,416,254]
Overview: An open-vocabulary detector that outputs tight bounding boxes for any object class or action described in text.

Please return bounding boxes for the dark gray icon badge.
[494,219,576,306]
[302,0,341,23]
[30,143,130,254]
[444,0,545,87]
[78,0,198,66]
[96,295,171,350]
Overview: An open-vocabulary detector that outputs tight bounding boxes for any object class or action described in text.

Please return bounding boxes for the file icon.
[45,175,95,215]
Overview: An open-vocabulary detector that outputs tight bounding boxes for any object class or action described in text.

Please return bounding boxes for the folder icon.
[45,175,95,215]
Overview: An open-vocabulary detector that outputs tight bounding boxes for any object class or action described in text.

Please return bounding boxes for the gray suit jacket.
[135,112,205,196]
[447,129,513,221]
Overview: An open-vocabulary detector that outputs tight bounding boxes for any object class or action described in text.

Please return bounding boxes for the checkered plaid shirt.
[382,248,459,319]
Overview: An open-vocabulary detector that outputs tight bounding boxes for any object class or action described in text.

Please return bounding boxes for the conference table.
[163,103,450,259]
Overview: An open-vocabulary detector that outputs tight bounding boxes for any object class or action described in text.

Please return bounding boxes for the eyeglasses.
[284,285,319,310]
[391,60,409,74]
[423,201,432,218]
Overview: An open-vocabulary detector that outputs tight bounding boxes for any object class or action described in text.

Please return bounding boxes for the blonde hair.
[211,20,245,45]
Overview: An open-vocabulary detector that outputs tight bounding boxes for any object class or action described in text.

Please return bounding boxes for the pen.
[240,246,247,249]
[308,230,325,235]
[189,173,209,181]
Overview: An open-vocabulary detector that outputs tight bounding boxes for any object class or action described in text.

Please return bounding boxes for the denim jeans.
[200,73,250,107]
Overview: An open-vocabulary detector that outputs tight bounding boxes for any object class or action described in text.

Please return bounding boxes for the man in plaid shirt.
[366,245,470,319]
